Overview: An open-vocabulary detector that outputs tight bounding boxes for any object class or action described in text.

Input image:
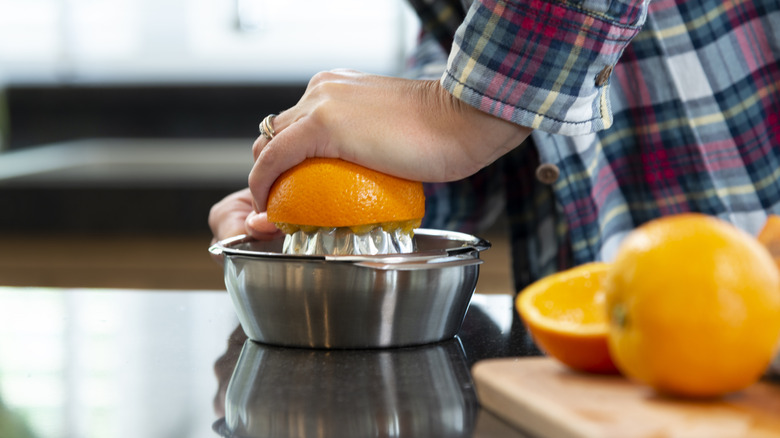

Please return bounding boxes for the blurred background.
[0,0,426,290]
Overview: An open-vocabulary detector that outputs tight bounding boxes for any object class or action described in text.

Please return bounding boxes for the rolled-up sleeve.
[442,0,648,135]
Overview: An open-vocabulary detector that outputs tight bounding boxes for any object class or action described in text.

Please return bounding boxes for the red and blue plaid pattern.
[412,0,780,290]
[442,0,647,134]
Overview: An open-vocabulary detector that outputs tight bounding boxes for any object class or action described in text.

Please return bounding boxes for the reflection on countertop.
[216,338,477,438]
[0,288,538,438]
[211,294,539,438]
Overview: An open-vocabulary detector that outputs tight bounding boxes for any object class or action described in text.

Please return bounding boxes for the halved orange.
[266,158,425,234]
[516,262,618,374]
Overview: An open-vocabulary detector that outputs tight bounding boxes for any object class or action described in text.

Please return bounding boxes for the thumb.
[245,211,283,239]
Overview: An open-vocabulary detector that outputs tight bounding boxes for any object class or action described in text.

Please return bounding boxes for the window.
[0,0,418,84]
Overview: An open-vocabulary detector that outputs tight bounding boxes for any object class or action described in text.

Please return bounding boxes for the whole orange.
[605,213,780,398]
[516,262,619,374]
[266,158,425,234]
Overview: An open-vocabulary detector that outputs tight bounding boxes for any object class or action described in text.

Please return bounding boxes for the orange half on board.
[515,262,618,374]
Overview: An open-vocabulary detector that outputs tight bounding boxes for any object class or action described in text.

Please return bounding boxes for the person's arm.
[248,71,531,215]
[248,0,650,209]
[217,0,651,241]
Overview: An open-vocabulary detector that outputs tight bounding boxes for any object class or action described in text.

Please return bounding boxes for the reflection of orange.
[757,214,780,270]
[605,213,780,398]
[266,158,425,234]
[516,262,619,374]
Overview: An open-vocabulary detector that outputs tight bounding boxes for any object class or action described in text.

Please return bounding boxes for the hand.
[208,188,283,245]
[249,70,531,212]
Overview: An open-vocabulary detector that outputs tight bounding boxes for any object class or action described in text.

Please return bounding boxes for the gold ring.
[259,114,277,140]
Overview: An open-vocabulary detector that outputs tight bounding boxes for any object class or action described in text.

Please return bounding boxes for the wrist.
[423,80,531,175]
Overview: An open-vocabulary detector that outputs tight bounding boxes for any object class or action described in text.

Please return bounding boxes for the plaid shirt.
[409,0,780,290]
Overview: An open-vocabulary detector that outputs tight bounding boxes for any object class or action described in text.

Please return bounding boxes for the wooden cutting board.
[472,357,780,438]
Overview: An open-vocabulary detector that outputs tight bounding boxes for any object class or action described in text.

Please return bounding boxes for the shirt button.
[595,65,613,86]
[535,163,560,185]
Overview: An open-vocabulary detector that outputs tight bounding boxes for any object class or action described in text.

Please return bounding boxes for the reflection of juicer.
[214,339,478,438]
[266,158,425,256]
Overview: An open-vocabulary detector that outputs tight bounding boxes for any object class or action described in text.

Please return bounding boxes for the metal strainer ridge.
[282,226,416,255]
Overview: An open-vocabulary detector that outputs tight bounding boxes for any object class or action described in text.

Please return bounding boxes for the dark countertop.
[0,287,540,438]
